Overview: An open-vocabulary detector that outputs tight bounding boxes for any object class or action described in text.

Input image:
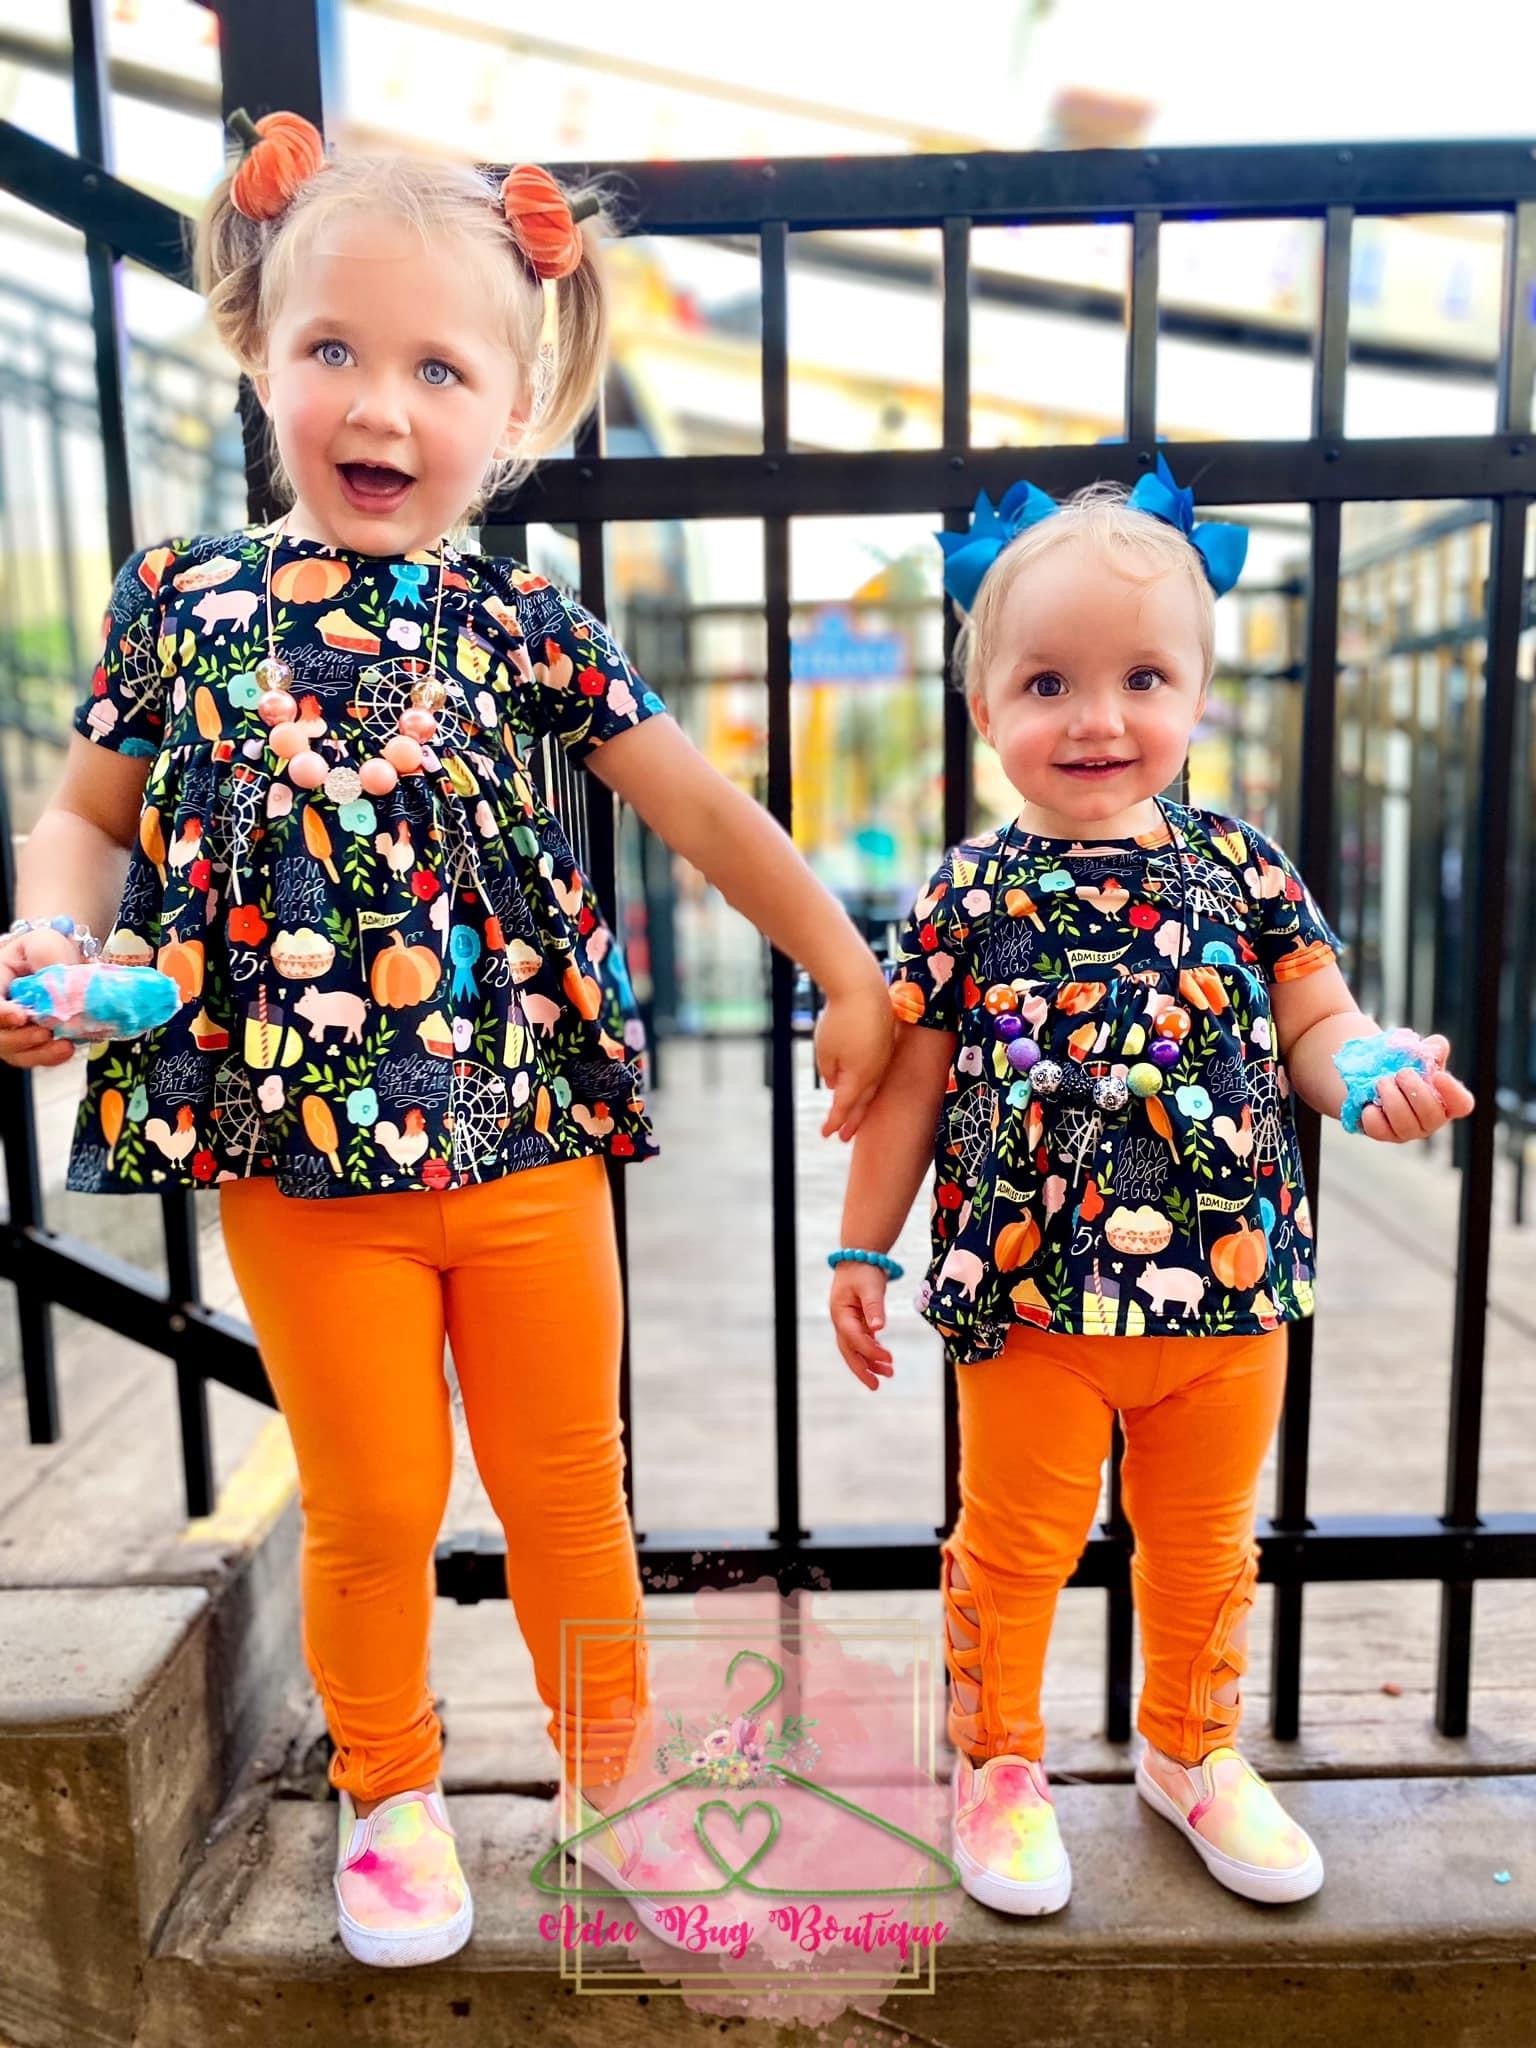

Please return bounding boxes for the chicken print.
[374,1107,430,1171]
[145,1104,198,1165]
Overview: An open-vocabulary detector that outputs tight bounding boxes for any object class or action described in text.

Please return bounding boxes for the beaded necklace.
[253,515,453,799]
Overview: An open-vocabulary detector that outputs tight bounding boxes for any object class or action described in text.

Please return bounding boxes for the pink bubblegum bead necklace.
[254,515,451,799]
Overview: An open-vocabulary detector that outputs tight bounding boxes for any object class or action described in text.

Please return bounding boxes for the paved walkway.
[3,1038,1532,1789]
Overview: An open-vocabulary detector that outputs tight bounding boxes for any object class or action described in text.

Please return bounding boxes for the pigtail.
[192,170,270,376]
[523,201,612,461]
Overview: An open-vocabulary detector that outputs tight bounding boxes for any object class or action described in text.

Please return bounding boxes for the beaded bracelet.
[6,915,102,961]
[827,1247,904,1280]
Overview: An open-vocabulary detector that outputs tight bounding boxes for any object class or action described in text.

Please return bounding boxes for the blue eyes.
[311,341,461,386]
[1026,668,1164,697]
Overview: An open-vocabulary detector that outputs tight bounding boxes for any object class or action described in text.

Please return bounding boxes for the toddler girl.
[830,468,1472,1913]
[0,111,892,1967]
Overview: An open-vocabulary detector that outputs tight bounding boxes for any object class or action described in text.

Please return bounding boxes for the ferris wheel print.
[1056,1103,1105,1176]
[947,1082,999,1181]
[354,657,470,733]
[212,1063,264,1166]
[115,612,164,731]
[1147,849,1248,932]
[1244,1056,1288,1169]
[447,1059,510,1174]
[214,763,266,885]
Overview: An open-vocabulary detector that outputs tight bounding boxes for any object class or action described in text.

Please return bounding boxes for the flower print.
[612,1133,635,1157]
[607,676,637,718]
[936,1180,964,1211]
[410,870,440,902]
[421,1158,453,1190]
[387,618,423,651]
[1176,1085,1213,1120]
[957,1044,984,1077]
[191,1148,216,1182]
[578,666,606,698]
[1128,903,1160,931]
[227,904,268,945]
[346,1087,379,1127]
[690,1747,711,1771]
[266,781,292,820]
[257,1074,285,1114]
[704,1726,734,1758]
[918,922,940,952]
[228,673,261,710]
[1251,1016,1272,1051]
[189,857,213,892]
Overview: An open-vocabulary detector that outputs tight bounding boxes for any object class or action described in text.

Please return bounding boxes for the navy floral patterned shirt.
[889,803,1344,1363]
[67,525,663,1199]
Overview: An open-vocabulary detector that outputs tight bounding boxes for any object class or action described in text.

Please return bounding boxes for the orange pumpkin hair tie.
[499,164,599,281]
[227,108,326,222]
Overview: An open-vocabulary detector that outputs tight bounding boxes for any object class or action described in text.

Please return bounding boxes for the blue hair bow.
[936,481,1059,611]
[936,456,1248,608]
[1126,453,1248,596]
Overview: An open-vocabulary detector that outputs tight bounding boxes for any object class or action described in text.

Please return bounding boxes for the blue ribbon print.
[1126,454,1248,595]
[449,925,481,1002]
[937,458,1247,608]
[389,561,430,609]
[936,482,1060,610]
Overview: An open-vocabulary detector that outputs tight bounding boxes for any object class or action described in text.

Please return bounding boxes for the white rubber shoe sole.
[1135,1759,1324,1904]
[336,1888,474,1968]
[950,1759,1071,1916]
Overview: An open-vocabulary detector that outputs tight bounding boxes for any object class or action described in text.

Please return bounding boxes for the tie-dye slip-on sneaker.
[1136,1745,1324,1904]
[951,1752,1072,1916]
[558,1786,746,1954]
[334,1784,474,1966]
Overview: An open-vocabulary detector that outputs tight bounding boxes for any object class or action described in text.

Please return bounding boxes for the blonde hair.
[192,147,612,516]
[955,481,1216,702]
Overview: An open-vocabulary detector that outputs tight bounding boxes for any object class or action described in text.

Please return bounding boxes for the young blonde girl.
[0,112,892,1968]
[831,470,1473,1914]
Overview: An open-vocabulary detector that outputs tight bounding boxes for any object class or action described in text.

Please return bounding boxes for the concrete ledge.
[143,1776,1536,2047]
[0,1500,302,2048]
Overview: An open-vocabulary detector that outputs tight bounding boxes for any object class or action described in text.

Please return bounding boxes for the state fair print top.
[67,526,663,1199]
[888,804,1344,1363]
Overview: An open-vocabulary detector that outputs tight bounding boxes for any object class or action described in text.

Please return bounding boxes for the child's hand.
[830,1262,894,1389]
[0,928,84,1069]
[814,981,894,1141]
[1359,1035,1475,1143]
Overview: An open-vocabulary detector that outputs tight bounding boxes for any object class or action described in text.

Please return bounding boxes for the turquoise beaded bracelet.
[827,1247,904,1280]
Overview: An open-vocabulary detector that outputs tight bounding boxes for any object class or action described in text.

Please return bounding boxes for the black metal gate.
[1,1,1531,1748]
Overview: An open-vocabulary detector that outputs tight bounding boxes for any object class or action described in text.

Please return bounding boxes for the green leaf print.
[1195,1011,1221,1063]
[1209,1292,1238,1334]
[357,584,388,629]
[323,906,358,961]
[112,1124,146,1179]
[1043,1245,1074,1323]
[1181,1116,1215,1179]
[1034,952,1066,980]
[1163,1186,1195,1236]
[473,1013,500,1064]
[341,836,378,902]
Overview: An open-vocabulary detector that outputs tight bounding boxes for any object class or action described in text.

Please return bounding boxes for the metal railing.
[0,0,1531,1747]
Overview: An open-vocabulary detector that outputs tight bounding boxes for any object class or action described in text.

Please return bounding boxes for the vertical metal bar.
[1437,206,1533,1736]
[69,0,135,566]
[1438,584,1527,1720]
[760,219,801,1552]
[163,1193,213,1516]
[1270,203,1350,1743]
[0,772,58,1442]
[939,215,971,1535]
[1125,210,1159,446]
[1103,1417,1133,1744]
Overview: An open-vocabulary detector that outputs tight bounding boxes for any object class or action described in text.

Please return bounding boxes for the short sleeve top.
[888,802,1344,1364]
[66,526,665,1199]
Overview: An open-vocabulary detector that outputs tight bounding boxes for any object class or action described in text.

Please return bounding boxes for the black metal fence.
[1,0,1532,1748]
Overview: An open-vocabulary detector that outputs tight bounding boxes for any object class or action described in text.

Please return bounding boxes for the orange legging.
[942,1326,1288,1766]
[220,1156,646,1802]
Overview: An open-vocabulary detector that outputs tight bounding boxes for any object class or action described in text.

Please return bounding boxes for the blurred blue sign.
[791,607,906,683]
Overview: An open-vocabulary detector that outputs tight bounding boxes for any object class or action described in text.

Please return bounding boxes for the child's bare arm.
[590,715,892,1136]
[0,739,149,1067]
[831,1023,954,1389]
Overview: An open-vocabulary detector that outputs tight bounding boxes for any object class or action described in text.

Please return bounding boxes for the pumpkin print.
[1210,1217,1268,1291]
[994,1216,1042,1271]
[64,527,664,1199]
[371,933,442,1009]
[271,556,352,605]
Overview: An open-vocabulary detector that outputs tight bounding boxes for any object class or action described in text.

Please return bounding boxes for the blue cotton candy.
[1333,1028,1439,1134]
[10,963,182,1043]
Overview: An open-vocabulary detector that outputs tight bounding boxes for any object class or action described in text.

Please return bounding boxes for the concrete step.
[0,1494,301,2048]
[140,1775,1535,2048]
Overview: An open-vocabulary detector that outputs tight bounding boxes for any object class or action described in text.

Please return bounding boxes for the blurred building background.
[1,0,1533,1056]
